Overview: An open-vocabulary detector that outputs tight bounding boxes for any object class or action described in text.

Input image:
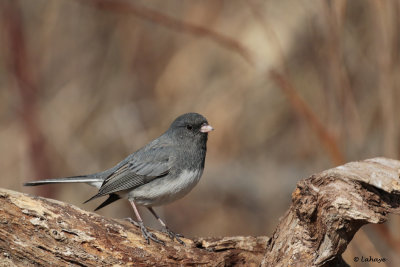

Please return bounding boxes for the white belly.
[127,169,203,207]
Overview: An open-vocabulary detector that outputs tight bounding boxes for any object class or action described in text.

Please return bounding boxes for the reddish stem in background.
[270,70,345,166]
[83,0,254,66]
[2,1,53,197]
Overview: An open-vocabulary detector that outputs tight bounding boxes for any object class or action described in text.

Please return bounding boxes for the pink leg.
[128,200,164,245]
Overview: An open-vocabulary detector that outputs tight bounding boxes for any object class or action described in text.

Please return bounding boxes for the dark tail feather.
[89,194,120,211]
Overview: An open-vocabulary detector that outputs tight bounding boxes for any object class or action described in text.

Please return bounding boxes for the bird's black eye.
[186,124,193,130]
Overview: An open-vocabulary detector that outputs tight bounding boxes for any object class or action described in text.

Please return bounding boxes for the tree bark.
[1,157,399,266]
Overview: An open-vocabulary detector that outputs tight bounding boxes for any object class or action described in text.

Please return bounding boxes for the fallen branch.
[1,158,399,266]
[263,157,400,266]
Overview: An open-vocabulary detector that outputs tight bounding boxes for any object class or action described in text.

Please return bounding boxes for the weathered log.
[262,157,400,267]
[0,157,399,266]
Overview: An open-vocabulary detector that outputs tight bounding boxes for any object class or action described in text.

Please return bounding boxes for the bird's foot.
[123,217,140,227]
[162,227,185,245]
[139,222,165,245]
[125,218,165,245]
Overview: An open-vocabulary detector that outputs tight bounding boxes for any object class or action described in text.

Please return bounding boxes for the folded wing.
[85,141,173,203]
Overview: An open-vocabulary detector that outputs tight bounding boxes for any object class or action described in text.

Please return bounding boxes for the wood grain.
[1,157,400,266]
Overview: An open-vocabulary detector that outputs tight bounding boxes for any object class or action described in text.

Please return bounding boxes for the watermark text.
[353,256,387,263]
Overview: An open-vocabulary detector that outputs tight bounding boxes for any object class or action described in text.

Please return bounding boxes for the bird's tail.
[24,175,103,188]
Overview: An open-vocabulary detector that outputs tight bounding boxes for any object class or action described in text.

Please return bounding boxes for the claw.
[139,222,165,245]
[125,218,165,245]
[123,217,140,227]
[162,227,185,245]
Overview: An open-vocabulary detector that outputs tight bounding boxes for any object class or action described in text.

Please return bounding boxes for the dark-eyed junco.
[24,112,213,245]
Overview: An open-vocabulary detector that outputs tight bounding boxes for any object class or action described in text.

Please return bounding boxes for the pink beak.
[200,124,214,133]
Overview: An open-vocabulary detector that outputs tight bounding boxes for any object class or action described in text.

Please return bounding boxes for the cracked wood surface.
[0,157,400,266]
[0,188,266,266]
[262,158,400,267]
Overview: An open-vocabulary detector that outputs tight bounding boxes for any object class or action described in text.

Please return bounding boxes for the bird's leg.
[128,200,165,245]
[147,207,185,245]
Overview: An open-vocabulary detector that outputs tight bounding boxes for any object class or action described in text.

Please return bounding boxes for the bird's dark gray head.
[168,113,213,142]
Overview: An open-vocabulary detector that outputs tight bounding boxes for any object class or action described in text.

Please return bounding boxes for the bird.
[24,112,213,245]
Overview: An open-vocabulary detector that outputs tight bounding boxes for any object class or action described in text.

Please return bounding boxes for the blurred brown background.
[1,0,400,266]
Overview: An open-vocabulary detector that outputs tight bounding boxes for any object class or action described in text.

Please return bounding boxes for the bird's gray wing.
[88,141,173,200]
